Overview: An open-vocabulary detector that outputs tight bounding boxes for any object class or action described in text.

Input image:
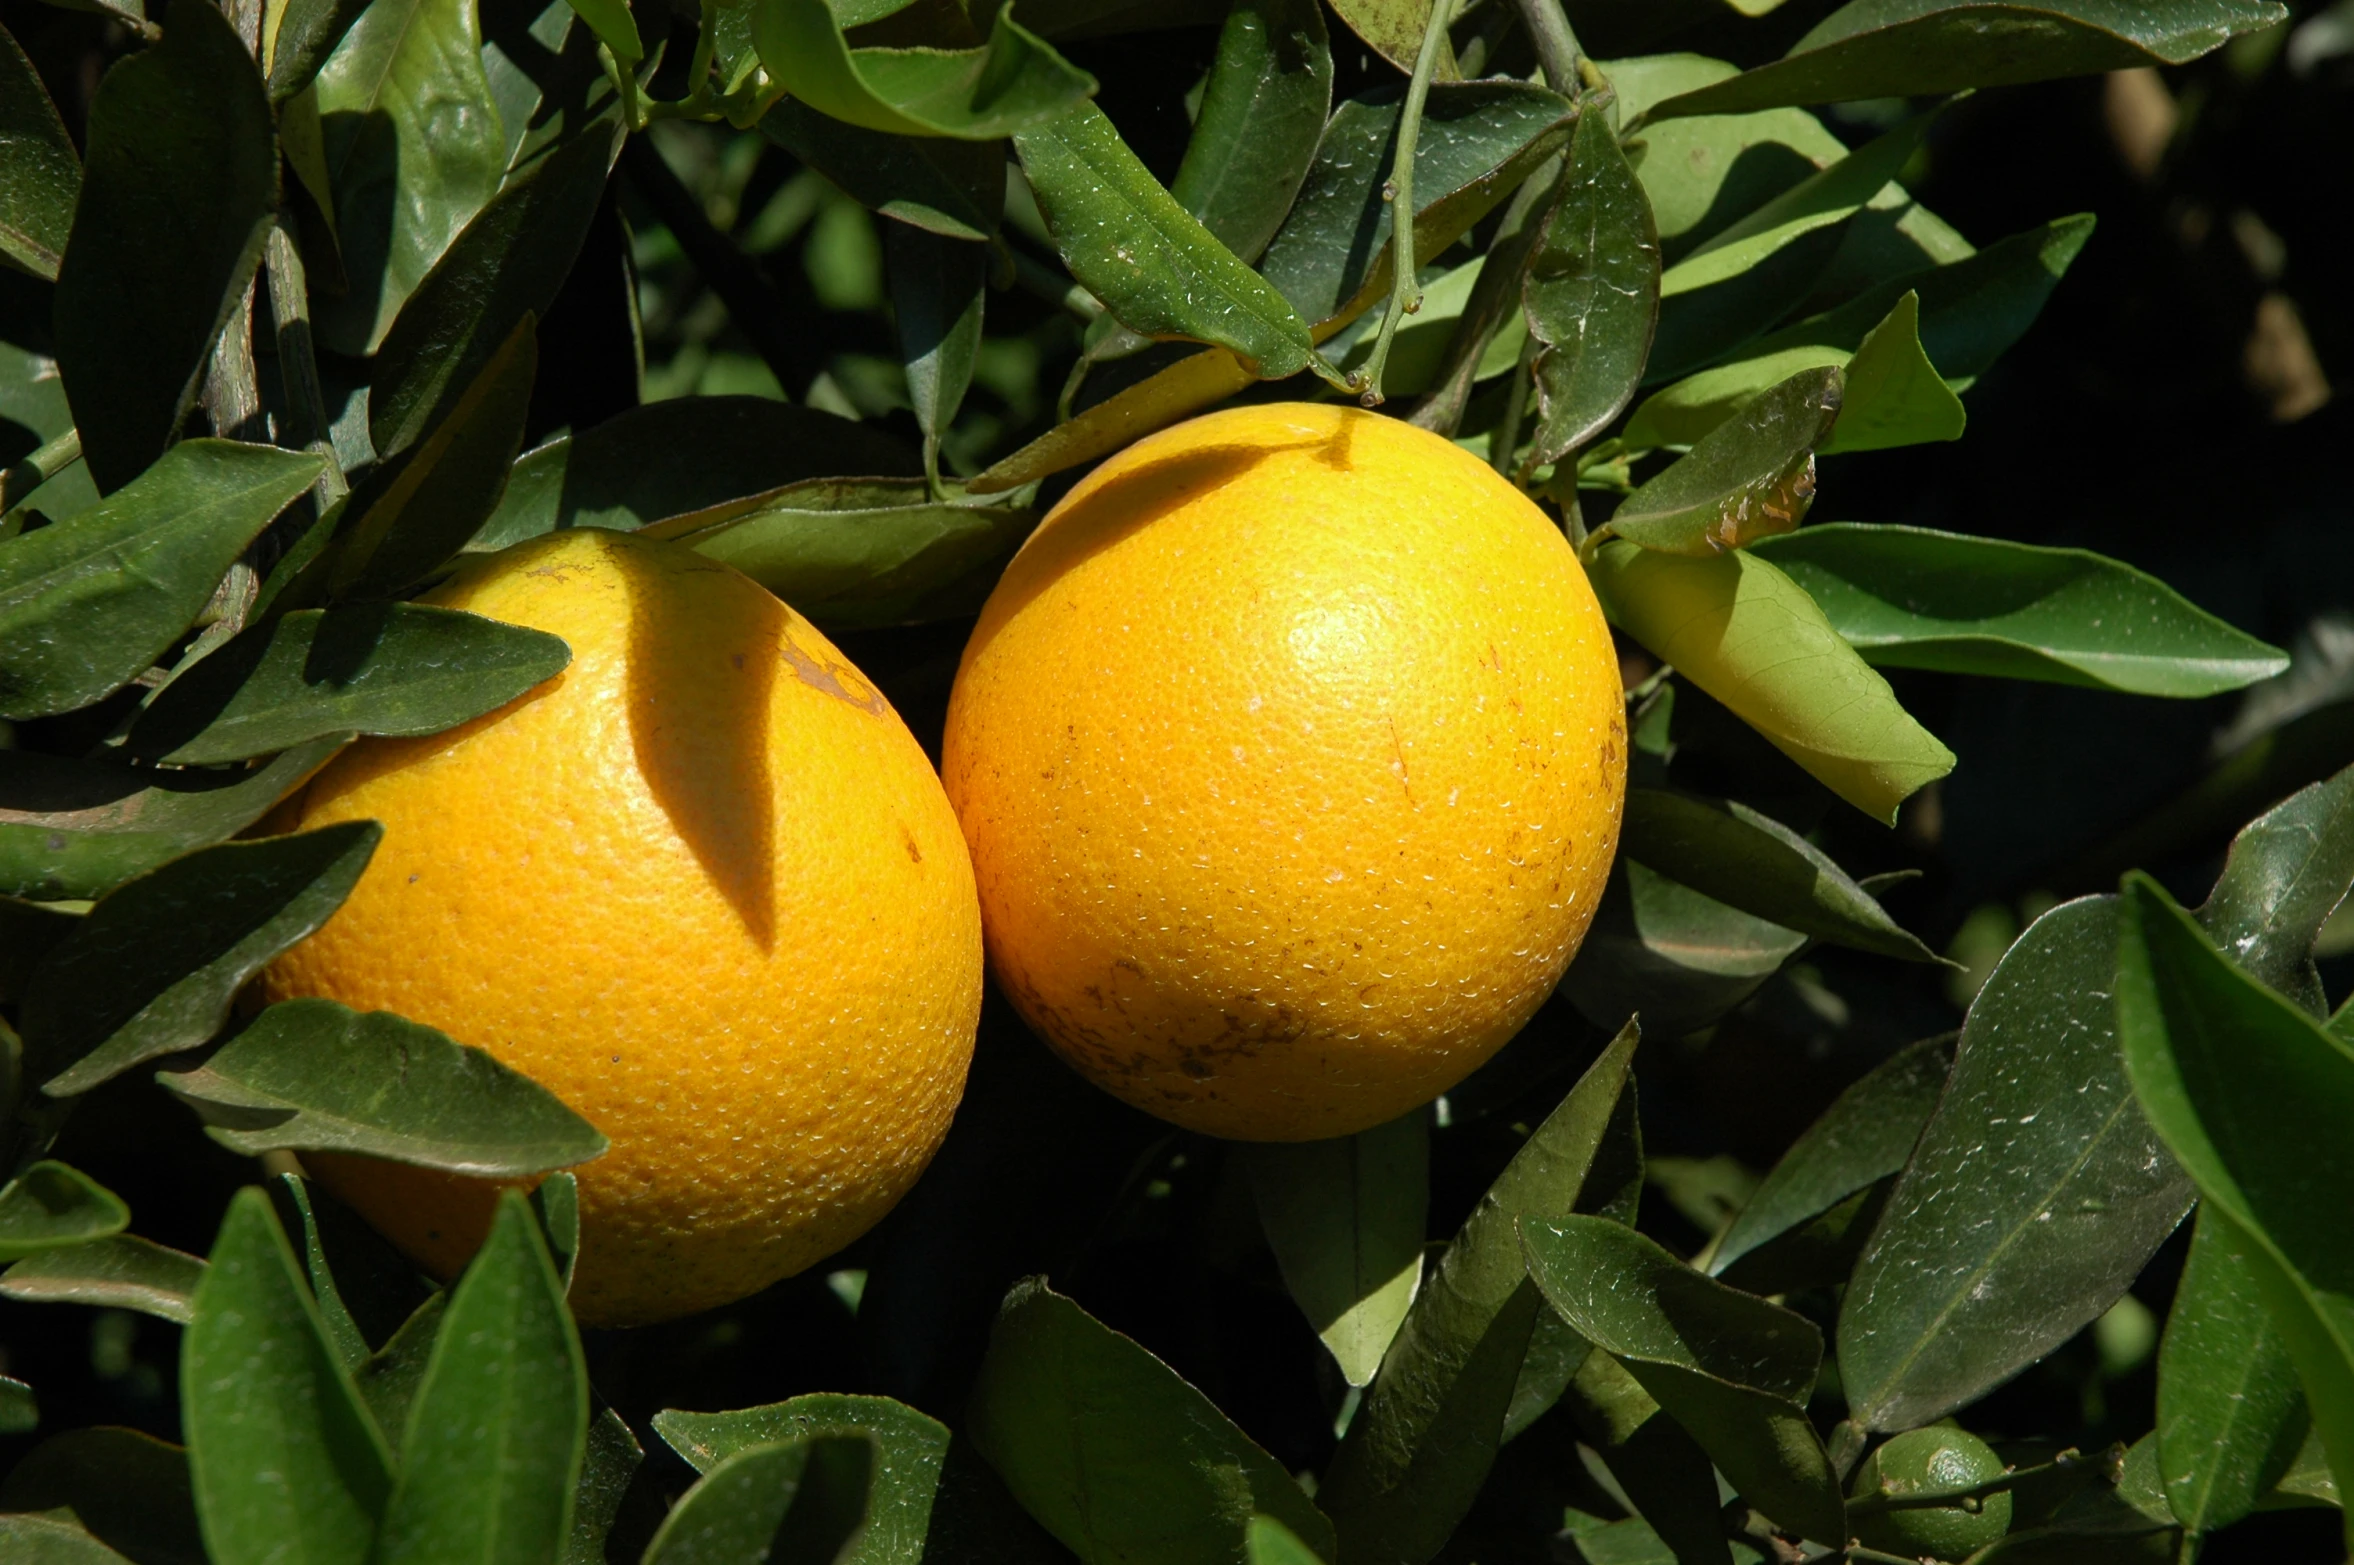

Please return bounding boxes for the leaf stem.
[1509,0,1581,93]
[0,428,84,536]
[1354,0,1458,408]
[1489,326,1538,475]
[262,221,348,508]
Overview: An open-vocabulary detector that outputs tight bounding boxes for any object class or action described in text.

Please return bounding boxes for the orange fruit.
[942,404,1625,1141]
[261,529,982,1326]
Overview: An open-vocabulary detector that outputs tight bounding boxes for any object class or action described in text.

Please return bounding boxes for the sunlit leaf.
[1171,0,1332,266]
[0,23,79,280]
[1243,1112,1427,1387]
[1598,367,1841,554]
[0,1162,130,1262]
[752,0,1094,139]
[1559,858,1804,1037]
[0,1234,205,1324]
[2191,761,2354,1015]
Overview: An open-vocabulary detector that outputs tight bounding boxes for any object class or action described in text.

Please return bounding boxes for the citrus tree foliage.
[1,0,2349,1560]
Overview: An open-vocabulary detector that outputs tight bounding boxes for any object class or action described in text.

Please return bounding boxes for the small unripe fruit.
[1849,1427,2013,1561]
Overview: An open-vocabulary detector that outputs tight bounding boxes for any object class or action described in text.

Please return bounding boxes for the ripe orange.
[261,529,982,1326]
[942,404,1625,1141]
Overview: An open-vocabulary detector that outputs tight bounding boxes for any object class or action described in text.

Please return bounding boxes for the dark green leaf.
[1749,524,2290,698]
[374,1192,588,1565]
[561,0,642,63]
[1243,1111,1428,1388]
[640,476,1036,630]
[1522,1216,1844,1543]
[1505,1079,1645,1440]
[353,1292,448,1451]
[1630,215,2093,445]
[0,1512,139,1562]
[759,104,1005,242]
[1014,104,1316,379]
[472,396,919,550]
[371,124,617,460]
[52,0,276,492]
[0,736,349,902]
[310,0,509,355]
[0,1426,205,1565]
[0,439,324,719]
[1323,0,1448,75]
[271,1174,373,1371]
[1589,540,1954,822]
[1559,859,1805,1037]
[158,997,609,1177]
[967,1278,1336,1565]
[1714,1180,1894,1300]
[1602,367,1840,553]
[25,825,380,1097]
[563,1409,642,1565]
[640,1434,876,1565]
[753,0,1094,139]
[127,603,568,766]
[0,1162,129,1261]
[886,226,985,483]
[1709,1035,1951,1280]
[2117,872,2354,1553]
[1641,0,2288,121]
[1620,788,1940,961]
[182,1188,394,1565]
[0,1234,204,1323]
[656,1393,955,1564]
[1525,92,1660,467]
[1558,1350,1732,1565]
[1170,0,1332,266]
[1260,82,1576,332]
[327,314,538,598]
[0,22,79,280]
[1321,1024,1638,1565]
[265,0,373,102]
[1836,896,2195,1431]
[2158,1204,2309,1537]
[0,895,76,1002]
[532,1171,581,1292]
[2192,763,2354,1015]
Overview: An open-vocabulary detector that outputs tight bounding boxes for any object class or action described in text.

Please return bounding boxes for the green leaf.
[753,0,1094,140]
[0,1372,39,1432]
[158,997,609,1177]
[1522,1216,1844,1543]
[0,1234,204,1323]
[1598,366,1841,554]
[2117,871,2354,1556]
[0,1163,129,1262]
[2190,763,2354,1016]
[967,1277,1337,1565]
[370,124,618,460]
[326,314,538,598]
[561,0,641,63]
[1525,91,1661,467]
[640,1434,876,1565]
[886,226,985,485]
[963,347,1254,496]
[1709,1034,1951,1282]
[0,22,79,280]
[51,0,276,493]
[0,1512,140,1563]
[1170,0,1333,267]
[1836,895,2195,1431]
[1589,540,1953,822]
[271,1174,374,1371]
[1748,523,2289,699]
[1243,1112,1428,1388]
[310,0,508,356]
[1559,858,1804,1037]
[1261,81,1577,332]
[0,894,76,1002]
[473,396,920,550]
[759,103,1005,242]
[182,1188,394,1565]
[1813,291,1967,453]
[0,1425,205,1565]
[1504,1079,1645,1440]
[24,825,381,1097]
[563,1409,642,1565]
[656,1393,962,1563]
[1641,0,2289,121]
[1628,215,2093,447]
[374,1192,588,1565]
[265,0,373,103]
[1620,788,1939,961]
[639,476,1038,630]
[352,1292,447,1451]
[1014,104,1317,379]
[531,1171,582,1292]
[2158,1204,2310,1538]
[0,736,349,903]
[1323,0,1450,75]
[1559,1348,1734,1565]
[1321,1023,1639,1565]
[0,439,324,720]
[127,603,568,767]
[1247,1515,1324,1565]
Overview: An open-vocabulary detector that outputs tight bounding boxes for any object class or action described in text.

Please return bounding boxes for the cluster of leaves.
[0,0,2348,1558]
